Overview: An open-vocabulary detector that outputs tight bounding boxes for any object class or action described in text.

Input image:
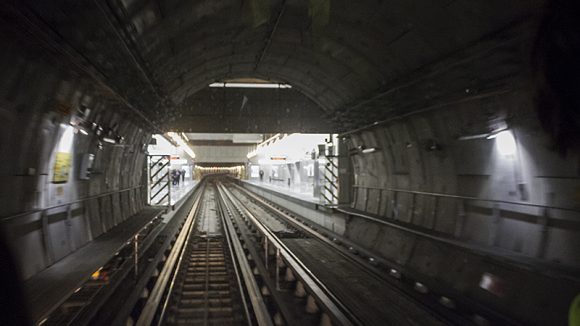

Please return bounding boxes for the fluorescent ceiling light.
[209,82,292,89]
[361,147,378,154]
[57,124,75,152]
[167,132,196,159]
[248,133,328,162]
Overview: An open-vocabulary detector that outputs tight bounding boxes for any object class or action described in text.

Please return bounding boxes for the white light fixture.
[361,147,378,154]
[102,137,117,144]
[492,130,516,156]
[209,82,292,89]
[167,132,196,159]
[57,124,75,152]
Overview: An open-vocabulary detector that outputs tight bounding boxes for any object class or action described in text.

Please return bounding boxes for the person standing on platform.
[181,169,186,182]
[259,170,264,181]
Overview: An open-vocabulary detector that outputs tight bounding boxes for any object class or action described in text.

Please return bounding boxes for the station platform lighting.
[209,82,292,89]
[194,165,245,179]
[166,132,196,159]
[247,133,328,164]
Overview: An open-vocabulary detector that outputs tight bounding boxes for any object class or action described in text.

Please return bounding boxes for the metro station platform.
[243,179,321,205]
[170,180,197,205]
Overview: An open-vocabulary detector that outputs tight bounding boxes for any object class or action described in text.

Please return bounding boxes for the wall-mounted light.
[102,137,116,144]
[487,130,516,156]
[361,147,379,154]
[357,144,379,154]
[426,139,442,151]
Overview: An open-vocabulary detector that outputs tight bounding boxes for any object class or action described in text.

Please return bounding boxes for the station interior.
[1,1,580,326]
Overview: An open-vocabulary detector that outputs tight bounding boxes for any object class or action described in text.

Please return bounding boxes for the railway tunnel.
[1,0,580,325]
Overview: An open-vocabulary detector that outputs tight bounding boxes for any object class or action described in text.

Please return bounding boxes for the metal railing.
[216,184,276,326]
[35,207,165,326]
[351,185,580,258]
[222,183,359,326]
[0,185,144,222]
[1,185,145,264]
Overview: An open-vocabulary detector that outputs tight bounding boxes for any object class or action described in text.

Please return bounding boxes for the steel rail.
[217,184,301,326]
[219,183,359,326]
[153,186,206,326]
[214,197,254,326]
[233,183,521,326]
[216,185,274,326]
[136,183,206,326]
[232,183,344,249]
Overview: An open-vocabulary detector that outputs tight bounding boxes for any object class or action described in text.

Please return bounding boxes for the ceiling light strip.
[209,82,292,89]
[166,132,196,159]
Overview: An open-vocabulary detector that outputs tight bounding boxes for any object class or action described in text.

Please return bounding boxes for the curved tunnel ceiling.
[12,0,543,132]
[119,0,539,104]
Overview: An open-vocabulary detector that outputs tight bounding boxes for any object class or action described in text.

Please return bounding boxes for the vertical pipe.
[264,238,269,270]
[392,190,399,219]
[377,188,382,216]
[167,155,172,207]
[409,193,416,224]
[275,249,280,291]
[431,196,439,230]
[84,203,93,241]
[536,192,553,259]
[489,203,501,247]
[110,193,116,226]
[134,234,139,278]
[364,187,369,212]
[66,204,74,252]
[454,199,466,239]
[41,210,55,265]
[146,155,151,205]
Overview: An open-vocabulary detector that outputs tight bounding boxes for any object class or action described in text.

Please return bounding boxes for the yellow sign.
[571,294,580,326]
[52,152,72,183]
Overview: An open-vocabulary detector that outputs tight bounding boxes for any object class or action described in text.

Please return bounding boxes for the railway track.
[137,177,361,326]
[220,183,453,326]
[52,175,516,326]
[221,181,521,326]
[135,180,264,326]
[159,186,246,325]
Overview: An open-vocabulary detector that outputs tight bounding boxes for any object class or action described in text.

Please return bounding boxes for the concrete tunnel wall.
[346,87,580,267]
[341,89,580,325]
[243,156,580,326]
[0,43,150,279]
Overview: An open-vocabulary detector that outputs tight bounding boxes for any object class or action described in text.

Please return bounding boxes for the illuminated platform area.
[245,133,338,204]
